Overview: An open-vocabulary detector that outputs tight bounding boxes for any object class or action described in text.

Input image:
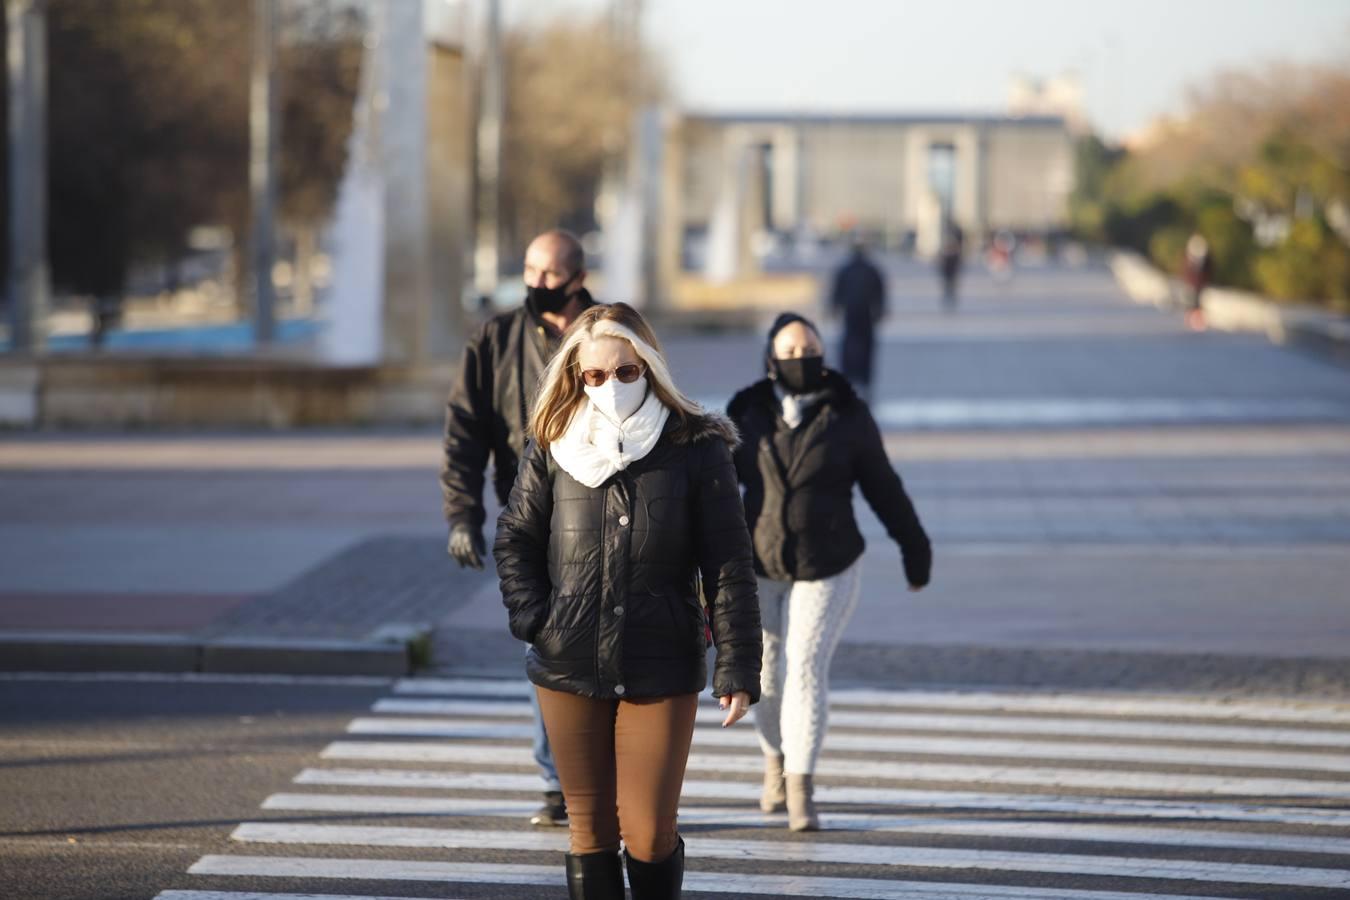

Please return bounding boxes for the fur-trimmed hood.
[669,408,741,449]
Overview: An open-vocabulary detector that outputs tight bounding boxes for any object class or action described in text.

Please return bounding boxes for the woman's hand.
[719,691,751,727]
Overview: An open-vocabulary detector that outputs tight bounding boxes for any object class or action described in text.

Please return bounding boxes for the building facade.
[669,112,1075,266]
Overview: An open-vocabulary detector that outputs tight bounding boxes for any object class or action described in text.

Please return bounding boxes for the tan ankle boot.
[786,773,819,831]
[760,754,786,813]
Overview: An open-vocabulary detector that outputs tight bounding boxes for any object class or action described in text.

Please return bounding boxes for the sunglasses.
[579,363,645,388]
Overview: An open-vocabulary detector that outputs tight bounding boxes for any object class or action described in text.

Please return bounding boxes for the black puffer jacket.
[728,372,931,585]
[440,291,598,531]
[493,412,762,702]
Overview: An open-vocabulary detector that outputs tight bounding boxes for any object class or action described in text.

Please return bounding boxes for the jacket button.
[614,684,626,696]
[618,515,630,526]
[613,605,624,616]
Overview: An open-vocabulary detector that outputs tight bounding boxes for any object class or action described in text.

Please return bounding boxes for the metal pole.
[249,0,279,345]
[5,0,49,353]
[472,0,501,304]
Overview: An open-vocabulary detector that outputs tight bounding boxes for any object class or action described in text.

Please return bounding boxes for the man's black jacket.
[440,291,597,532]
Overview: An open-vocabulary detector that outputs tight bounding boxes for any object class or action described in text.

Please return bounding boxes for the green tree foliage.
[1074,62,1350,310]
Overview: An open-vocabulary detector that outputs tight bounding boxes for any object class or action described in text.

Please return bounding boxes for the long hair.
[530,303,704,449]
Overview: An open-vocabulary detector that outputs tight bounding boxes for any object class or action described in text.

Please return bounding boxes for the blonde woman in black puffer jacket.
[495,302,761,900]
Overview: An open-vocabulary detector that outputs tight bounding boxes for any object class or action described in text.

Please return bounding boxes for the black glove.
[448,524,486,570]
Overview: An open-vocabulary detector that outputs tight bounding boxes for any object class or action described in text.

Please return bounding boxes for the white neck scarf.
[550,388,671,488]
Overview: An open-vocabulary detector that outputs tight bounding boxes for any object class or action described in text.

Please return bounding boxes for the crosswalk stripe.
[259,793,1350,856]
[228,823,1350,889]
[156,894,470,900]
[370,697,1350,747]
[184,855,1237,899]
[391,678,1350,724]
[828,689,1350,725]
[340,717,1350,777]
[322,739,1350,797]
[291,768,1350,825]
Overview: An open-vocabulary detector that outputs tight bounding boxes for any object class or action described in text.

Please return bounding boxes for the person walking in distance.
[829,237,886,403]
[727,312,932,831]
[440,229,597,827]
[495,303,761,898]
[1182,232,1213,332]
[938,221,965,311]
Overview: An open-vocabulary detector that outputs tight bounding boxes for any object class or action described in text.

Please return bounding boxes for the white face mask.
[585,375,649,424]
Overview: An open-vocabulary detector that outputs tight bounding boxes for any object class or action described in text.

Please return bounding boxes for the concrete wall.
[985,124,1074,231]
[2,358,453,429]
[676,115,1072,241]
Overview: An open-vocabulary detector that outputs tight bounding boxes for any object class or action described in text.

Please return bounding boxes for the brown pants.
[535,685,699,861]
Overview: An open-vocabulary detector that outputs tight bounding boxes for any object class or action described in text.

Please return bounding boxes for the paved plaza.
[3,257,1350,689]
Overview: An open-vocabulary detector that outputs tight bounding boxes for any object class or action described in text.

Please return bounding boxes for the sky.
[512,0,1350,140]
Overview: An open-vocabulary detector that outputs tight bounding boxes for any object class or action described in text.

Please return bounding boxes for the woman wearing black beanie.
[727,311,932,831]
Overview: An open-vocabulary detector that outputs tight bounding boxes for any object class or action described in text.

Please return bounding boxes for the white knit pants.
[752,561,862,775]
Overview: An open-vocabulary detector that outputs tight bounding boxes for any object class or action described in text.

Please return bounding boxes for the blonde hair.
[530,303,703,449]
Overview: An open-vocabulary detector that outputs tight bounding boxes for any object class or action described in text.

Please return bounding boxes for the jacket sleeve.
[853,407,932,587]
[492,438,554,643]
[440,324,495,531]
[724,393,753,486]
[693,437,763,702]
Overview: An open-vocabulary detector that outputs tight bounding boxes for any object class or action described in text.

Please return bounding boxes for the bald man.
[440,229,596,826]
[441,229,595,564]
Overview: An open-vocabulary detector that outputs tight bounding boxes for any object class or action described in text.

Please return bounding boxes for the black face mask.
[525,273,578,315]
[771,356,825,394]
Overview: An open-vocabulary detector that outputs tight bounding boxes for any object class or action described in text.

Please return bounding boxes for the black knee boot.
[565,850,625,900]
[624,837,684,900]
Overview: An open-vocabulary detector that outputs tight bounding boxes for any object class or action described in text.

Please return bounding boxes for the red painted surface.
[0,593,255,632]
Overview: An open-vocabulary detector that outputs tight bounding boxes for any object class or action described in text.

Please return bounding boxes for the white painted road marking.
[371,696,1350,747]
[352,714,1350,778]
[258,794,1350,856]
[392,677,1350,724]
[184,856,1236,900]
[228,823,1350,889]
[293,767,1350,824]
[324,734,1350,798]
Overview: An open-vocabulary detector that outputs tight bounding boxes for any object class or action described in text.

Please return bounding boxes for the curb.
[0,631,417,677]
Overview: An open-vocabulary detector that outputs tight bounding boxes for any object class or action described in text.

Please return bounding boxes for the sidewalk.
[0,433,481,675]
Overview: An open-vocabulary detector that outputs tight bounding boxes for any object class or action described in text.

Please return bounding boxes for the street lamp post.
[5,0,49,353]
[472,0,502,307]
[249,0,279,346]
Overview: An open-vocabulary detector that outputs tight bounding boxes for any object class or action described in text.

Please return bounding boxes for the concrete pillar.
[471,0,501,304]
[655,113,685,302]
[5,0,49,352]
[425,5,472,361]
[769,126,800,232]
[955,125,987,236]
[248,0,280,345]
[376,0,469,366]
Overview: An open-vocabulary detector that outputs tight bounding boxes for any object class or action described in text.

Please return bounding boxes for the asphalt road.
[6,671,1350,900]
[0,673,389,900]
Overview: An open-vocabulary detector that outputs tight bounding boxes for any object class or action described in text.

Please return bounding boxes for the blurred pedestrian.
[938,221,965,311]
[987,230,1015,282]
[727,312,932,832]
[90,294,122,348]
[829,237,886,403]
[1182,232,1213,332]
[495,302,761,898]
[440,228,597,828]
